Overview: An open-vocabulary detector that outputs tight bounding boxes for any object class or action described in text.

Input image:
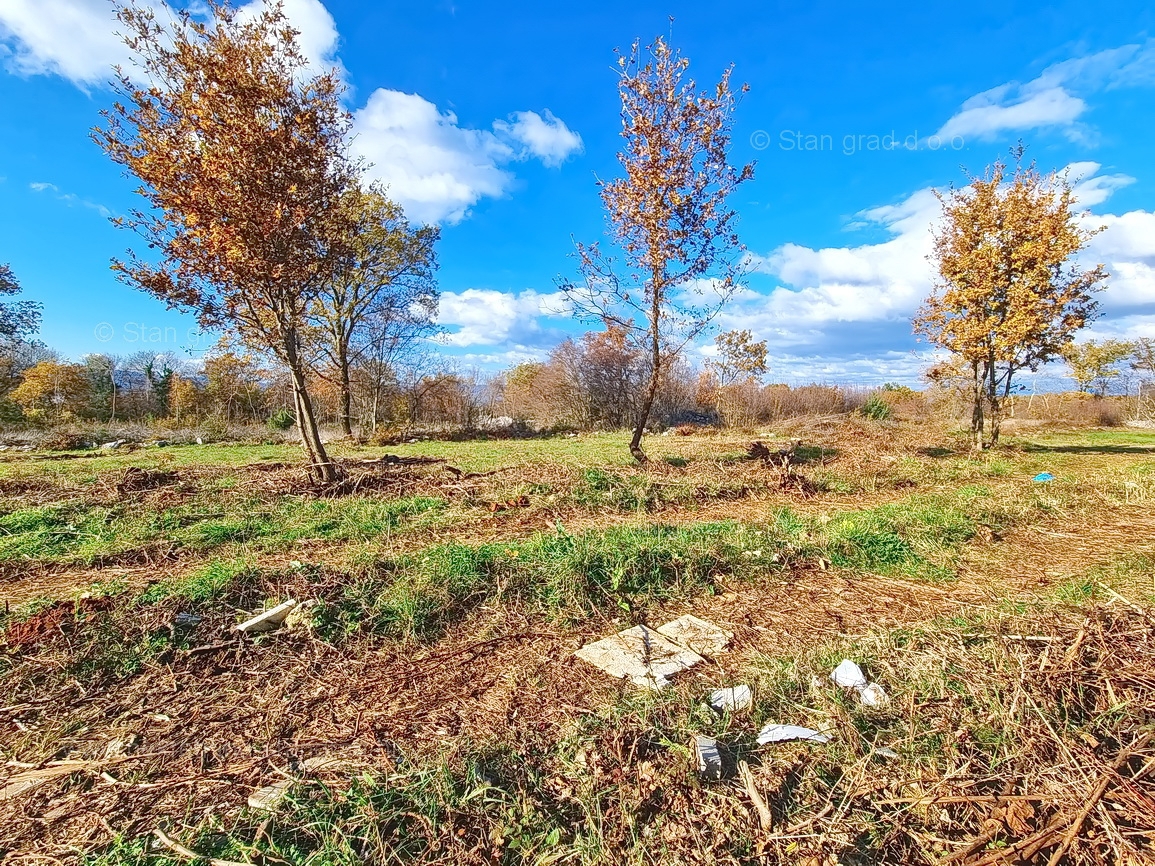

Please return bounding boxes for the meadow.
[1,418,1153,865]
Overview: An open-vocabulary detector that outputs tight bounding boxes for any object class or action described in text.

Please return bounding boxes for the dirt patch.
[4,596,115,648]
[115,467,180,495]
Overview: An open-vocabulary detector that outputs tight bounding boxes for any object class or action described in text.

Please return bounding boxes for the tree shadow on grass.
[917,446,955,458]
[1021,443,1155,455]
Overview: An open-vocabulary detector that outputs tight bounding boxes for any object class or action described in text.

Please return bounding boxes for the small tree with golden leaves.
[1061,339,1135,397]
[95,0,356,482]
[559,36,753,462]
[914,155,1107,449]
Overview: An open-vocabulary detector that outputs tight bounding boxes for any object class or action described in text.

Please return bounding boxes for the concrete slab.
[574,624,705,689]
[655,614,732,657]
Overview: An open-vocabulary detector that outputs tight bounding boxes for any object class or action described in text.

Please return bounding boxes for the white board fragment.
[236,600,298,634]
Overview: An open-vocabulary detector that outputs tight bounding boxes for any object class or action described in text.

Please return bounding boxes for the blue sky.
[1,0,1153,385]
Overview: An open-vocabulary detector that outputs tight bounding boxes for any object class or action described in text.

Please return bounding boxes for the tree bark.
[971,361,985,451]
[283,329,338,484]
[337,340,353,437]
[630,275,665,464]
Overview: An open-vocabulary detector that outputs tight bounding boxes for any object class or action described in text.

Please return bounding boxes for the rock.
[694,735,723,780]
[655,614,732,657]
[236,599,298,634]
[174,612,202,627]
[247,779,292,811]
[709,685,753,714]
[100,440,121,450]
[859,682,890,707]
[756,724,832,745]
[575,624,705,689]
[874,746,900,759]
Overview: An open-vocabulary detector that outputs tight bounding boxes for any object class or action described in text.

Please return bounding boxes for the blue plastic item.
[1033,472,1054,483]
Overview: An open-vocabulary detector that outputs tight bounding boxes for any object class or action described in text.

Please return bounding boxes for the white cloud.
[351,90,515,225]
[735,186,940,343]
[1067,161,1135,207]
[493,110,583,167]
[936,40,1155,142]
[0,0,133,85]
[937,85,1086,142]
[435,288,570,348]
[728,164,1154,367]
[0,0,342,87]
[352,91,582,224]
[29,180,112,218]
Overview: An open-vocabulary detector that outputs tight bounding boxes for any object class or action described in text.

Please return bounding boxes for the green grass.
[0,494,448,565]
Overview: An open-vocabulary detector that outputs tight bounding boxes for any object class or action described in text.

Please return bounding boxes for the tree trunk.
[283,330,339,484]
[987,360,1005,448]
[970,361,985,451]
[630,276,664,464]
[337,342,353,438]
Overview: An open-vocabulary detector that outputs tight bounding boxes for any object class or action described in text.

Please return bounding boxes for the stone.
[575,624,704,689]
[859,682,890,707]
[236,599,298,634]
[655,614,732,657]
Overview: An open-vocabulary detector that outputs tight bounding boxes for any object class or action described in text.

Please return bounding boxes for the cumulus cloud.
[0,0,135,85]
[435,288,570,349]
[493,109,583,167]
[0,0,581,225]
[352,93,582,224]
[725,163,1155,379]
[936,40,1155,142]
[0,0,342,87]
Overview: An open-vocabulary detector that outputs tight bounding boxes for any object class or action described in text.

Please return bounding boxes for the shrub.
[266,408,296,431]
[860,393,893,420]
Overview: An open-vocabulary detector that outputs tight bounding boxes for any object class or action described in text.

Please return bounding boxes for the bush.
[266,408,296,431]
[860,393,893,421]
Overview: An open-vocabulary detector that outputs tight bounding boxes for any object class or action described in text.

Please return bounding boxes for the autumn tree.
[11,361,92,420]
[709,329,767,387]
[559,36,753,462]
[311,186,439,436]
[1061,339,1135,397]
[204,351,267,421]
[95,1,357,482]
[914,154,1107,448]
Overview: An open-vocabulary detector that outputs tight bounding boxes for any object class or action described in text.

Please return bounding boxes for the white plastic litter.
[830,659,868,689]
[756,724,831,745]
[874,747,900,759]
[831,659,890,707]
[709,685,753,714]
[694,735,723,779]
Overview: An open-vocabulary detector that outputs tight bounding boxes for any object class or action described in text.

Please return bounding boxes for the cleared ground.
[1,419,1153,865]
